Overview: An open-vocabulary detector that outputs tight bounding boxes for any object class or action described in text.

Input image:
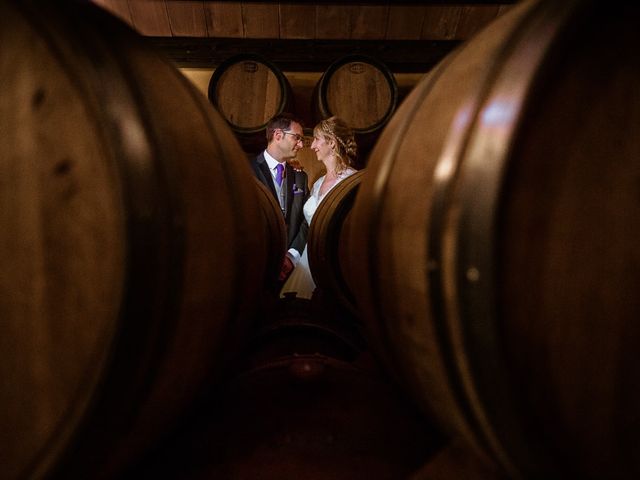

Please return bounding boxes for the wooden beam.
[187,1,516,4]
[147,37,461,72]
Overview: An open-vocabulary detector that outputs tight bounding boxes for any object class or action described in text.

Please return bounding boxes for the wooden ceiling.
[90,1,516,71]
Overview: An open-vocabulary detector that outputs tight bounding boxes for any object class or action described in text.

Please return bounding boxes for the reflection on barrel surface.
[0,2,266,478]
[346,0,640,478]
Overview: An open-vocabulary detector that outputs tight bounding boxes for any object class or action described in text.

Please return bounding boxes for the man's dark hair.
[266,112,304,142]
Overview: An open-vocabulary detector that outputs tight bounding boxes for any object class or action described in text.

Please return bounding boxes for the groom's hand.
[279,255,294,281]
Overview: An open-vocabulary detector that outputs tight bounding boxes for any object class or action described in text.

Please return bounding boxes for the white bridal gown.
[280,168,357,299]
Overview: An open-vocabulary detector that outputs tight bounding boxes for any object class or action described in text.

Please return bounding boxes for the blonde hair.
[313,116,358,174]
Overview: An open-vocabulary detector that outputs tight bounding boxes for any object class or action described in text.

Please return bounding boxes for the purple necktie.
[275,163,284,187]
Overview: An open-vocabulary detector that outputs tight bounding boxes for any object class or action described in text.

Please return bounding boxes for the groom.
[251,113,309,282]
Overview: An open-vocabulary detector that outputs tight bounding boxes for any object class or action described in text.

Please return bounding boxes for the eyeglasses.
[280,130,304,143]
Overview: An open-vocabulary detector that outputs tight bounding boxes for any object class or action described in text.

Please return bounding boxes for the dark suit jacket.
[251,153,310,256]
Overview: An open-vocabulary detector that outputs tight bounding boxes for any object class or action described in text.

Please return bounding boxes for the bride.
[280,116,358,299]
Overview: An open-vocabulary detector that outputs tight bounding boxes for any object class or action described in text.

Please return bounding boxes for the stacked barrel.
[208,53,296,155]
[321,0,639,478]
[3,0,639,478]
[0,1,268,478]
[208,52,399,172]
[0,1,434,479]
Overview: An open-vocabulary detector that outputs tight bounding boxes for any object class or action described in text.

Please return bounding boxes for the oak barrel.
[312,55,398,162]
[208,53,294,154]
[346,0,640,478]
[307,170,365,315]
[0,2,266,479]
[127,294,441,479]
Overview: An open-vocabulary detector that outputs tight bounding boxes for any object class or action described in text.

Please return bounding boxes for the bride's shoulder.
[342,167,358,178]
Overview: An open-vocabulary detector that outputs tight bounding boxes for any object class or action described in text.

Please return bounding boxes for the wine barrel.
[346,0,640,478]
[127,294,442,480]
[0,2,266,479]
[208,53,294,154]
[253,178,287,290]
[130,354,442,480]
[307,170,365,315]
[311,55,398,163]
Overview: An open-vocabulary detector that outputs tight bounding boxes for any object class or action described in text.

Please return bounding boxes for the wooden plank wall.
[91,1,510,41]
[87,0,514,179]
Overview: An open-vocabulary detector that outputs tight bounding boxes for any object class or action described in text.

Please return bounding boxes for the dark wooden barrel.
[0,2,267,479]
[125,295,443,479]
[307,171,365,315]
[346,0,640,478]
[311,55,398,162]
[208,53,294,154]
[253,178,287,290]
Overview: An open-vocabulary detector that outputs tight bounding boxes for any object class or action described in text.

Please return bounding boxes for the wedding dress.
[280,168,357,299]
